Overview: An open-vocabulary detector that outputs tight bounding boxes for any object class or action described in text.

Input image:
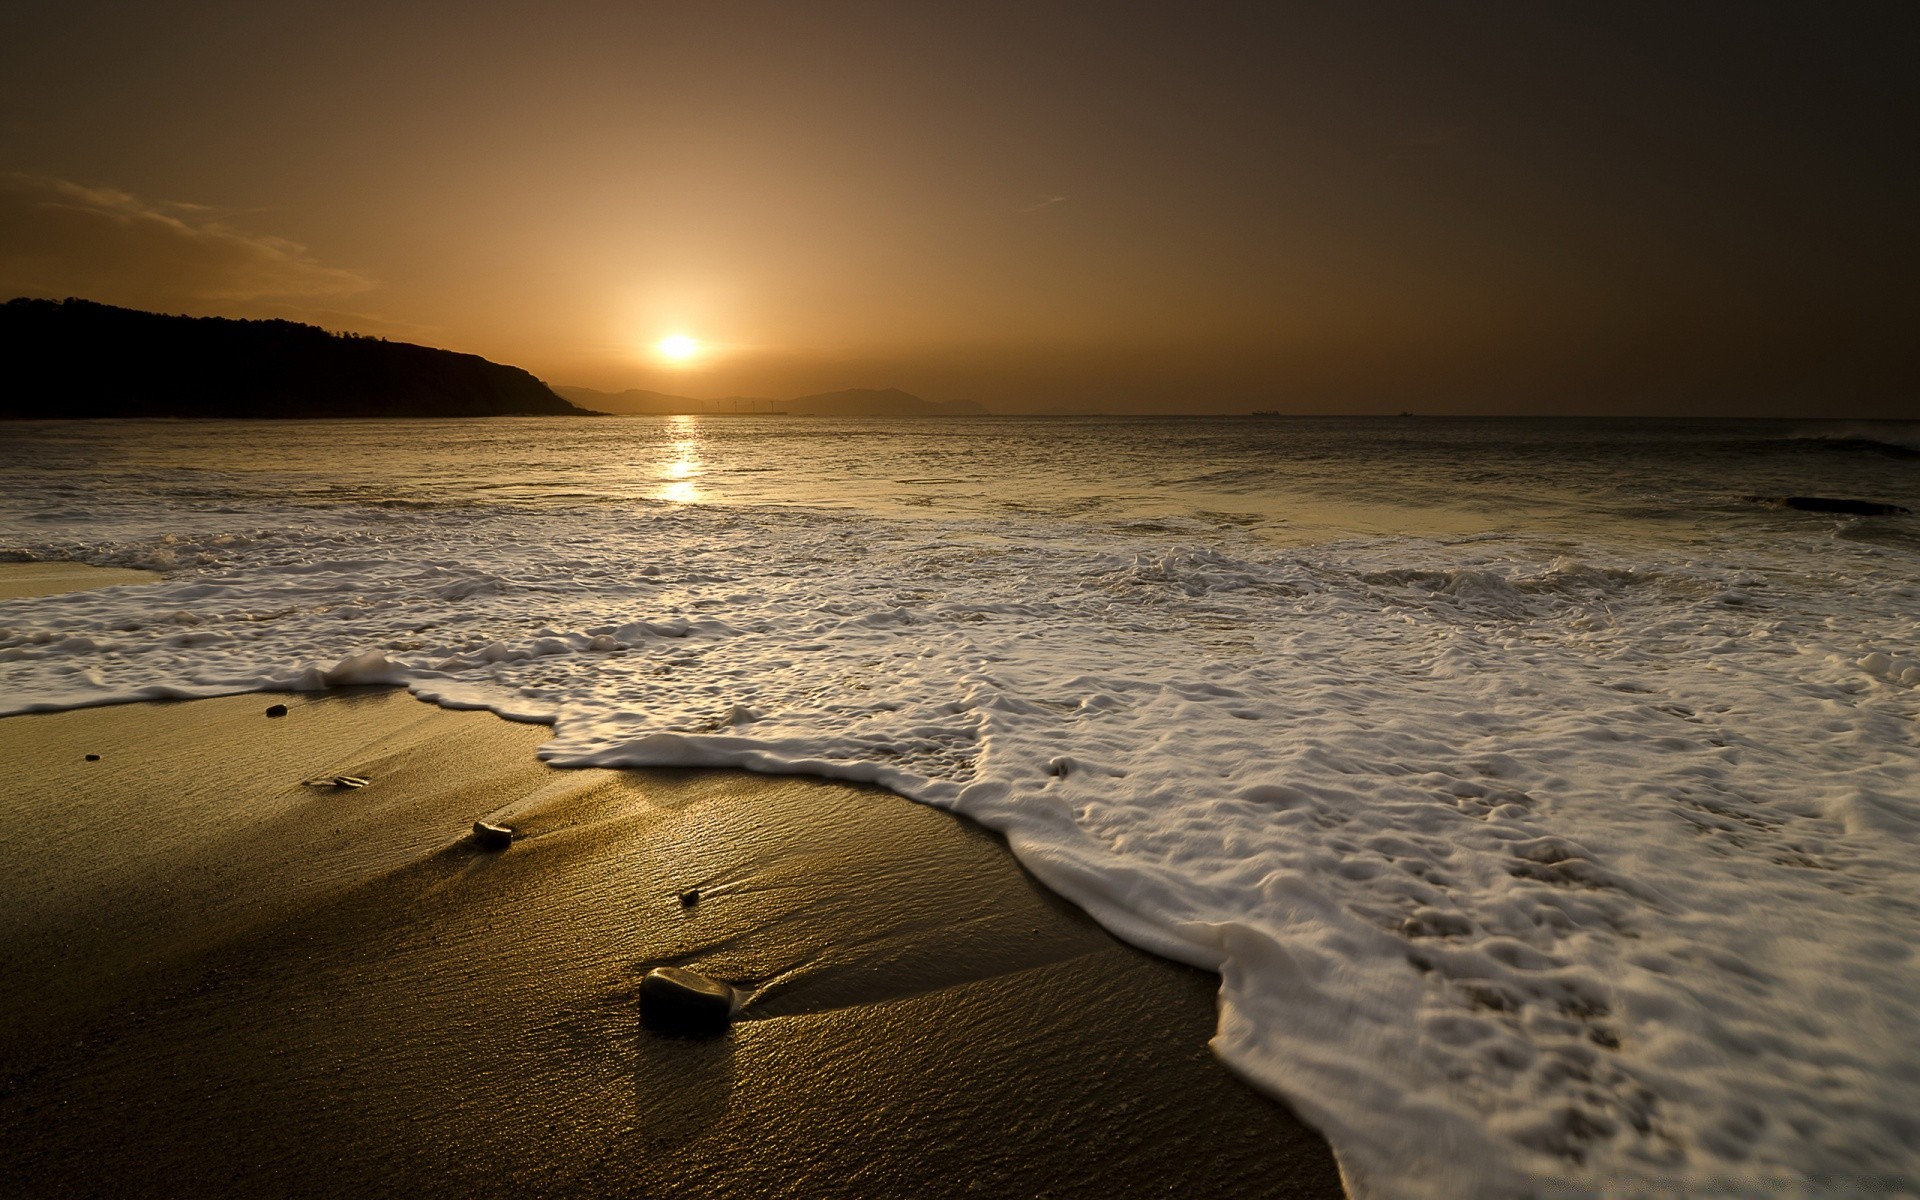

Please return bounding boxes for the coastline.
[0,558,1346,1197]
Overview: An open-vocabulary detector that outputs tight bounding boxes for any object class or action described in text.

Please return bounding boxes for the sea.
[3,415,1918,1198]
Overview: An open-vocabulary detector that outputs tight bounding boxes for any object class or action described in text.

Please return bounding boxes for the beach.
[1,563,1343,1199]
[4,418,1918,1197]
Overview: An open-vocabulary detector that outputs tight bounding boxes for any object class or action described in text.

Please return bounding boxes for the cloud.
[1019,195,1069,213]
[0,174,374,309]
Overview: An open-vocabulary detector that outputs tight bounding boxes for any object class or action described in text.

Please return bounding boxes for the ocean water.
[3,415,1919,1198]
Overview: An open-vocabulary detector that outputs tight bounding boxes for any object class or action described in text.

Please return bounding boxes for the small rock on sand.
[679,889,701,907]
[84,753,100,761]
[640,966,736,1034]
[302,775,372,789]
[265,704,289,718]
[471,821,513,850]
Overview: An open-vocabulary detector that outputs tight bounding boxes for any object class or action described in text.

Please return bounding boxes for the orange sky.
[2,2,1913,415]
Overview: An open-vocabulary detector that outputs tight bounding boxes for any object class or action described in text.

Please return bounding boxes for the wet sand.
[0,561,159,599]
[0,683,1346,1198]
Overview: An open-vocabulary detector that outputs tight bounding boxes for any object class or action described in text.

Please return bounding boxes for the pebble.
[471,821,513,851]
[679,889,701,907]
[639,966,736,1034]
[84,753,100,761]
[265,703,289,718]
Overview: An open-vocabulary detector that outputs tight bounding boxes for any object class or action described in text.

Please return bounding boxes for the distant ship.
[1250,409,1282,416]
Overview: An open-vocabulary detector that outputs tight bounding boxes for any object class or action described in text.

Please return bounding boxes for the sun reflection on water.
[658,420,703,503]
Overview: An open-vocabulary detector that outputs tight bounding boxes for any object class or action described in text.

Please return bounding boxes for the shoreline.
[0,565,1347,1198]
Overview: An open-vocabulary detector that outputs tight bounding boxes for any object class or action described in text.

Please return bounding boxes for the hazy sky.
[2,2,1913,414]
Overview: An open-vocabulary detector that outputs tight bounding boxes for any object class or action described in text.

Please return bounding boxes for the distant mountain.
[790,388,987,417]
[555,386,781,415]
[557,384,986,418]
[0,298,593,419]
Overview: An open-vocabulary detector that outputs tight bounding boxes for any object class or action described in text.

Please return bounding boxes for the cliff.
[0,298,592,419]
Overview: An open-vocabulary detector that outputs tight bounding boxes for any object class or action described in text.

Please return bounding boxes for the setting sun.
[655,333,701,363]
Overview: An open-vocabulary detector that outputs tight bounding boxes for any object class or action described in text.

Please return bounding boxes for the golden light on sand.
[655,333,702,363]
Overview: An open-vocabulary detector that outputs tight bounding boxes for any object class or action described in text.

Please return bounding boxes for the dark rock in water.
[640,967,736,1034]
[1784,496,1910,516]
[679,889,701,907]
[265,703,289,718]
[1815,437,1920,461]
[471,821,513,850]
[84,753,100,761]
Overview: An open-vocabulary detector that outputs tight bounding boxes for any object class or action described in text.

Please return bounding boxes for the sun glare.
[656,333,701,363]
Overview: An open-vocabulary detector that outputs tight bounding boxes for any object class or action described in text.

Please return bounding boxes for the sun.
[655,333,702,363]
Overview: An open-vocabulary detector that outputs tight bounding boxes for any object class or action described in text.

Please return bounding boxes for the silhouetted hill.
[556,383,985,417]
[0,298,593,419]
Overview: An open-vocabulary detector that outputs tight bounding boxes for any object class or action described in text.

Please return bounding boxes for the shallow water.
[3,415,1918,1198]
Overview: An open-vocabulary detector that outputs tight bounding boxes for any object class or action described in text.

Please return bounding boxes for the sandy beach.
[0,564,1344,1199]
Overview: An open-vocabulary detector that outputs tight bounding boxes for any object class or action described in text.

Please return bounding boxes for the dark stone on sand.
[679,889,700,907]
[1783,496,1910,516]
[84,753,100,761]
[471,821,513,851]
[332,776,370,789]
[640,966,735,1034]
[265,704,289,718]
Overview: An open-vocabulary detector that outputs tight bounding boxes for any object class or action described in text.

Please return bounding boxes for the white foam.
[4,419,1919,1197]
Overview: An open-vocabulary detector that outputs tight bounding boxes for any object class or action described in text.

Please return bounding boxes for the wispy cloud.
[1019,195,1069,213]
[0,174,374,309]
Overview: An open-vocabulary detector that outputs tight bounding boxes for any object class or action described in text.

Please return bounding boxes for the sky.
[1,1,1913,415]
